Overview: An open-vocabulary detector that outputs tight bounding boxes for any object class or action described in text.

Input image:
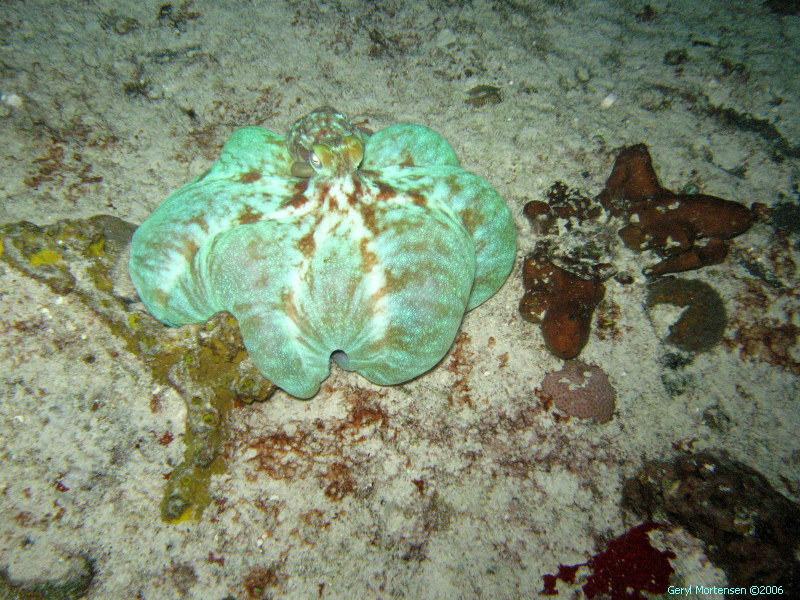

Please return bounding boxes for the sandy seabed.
[1,1,798,598]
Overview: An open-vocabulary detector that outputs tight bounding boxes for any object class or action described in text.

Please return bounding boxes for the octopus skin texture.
[129,107,516,398]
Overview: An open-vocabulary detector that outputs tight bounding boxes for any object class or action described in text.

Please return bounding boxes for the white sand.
[1,1,798,598]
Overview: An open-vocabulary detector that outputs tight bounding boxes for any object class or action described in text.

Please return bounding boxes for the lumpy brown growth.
[598,143,754,276]
[623,452,800,587]
[646,277,727,352]
[519,251,605,359]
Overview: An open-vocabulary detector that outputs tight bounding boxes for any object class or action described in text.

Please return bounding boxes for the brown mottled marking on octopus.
[399,156,416,167]
[459,207,480,234]
[347,178,365,206]
[325,186,339,211]
[373,181,397,203]
[360,203,379,237]
[237,205,263,224]
[444,173,465,197]
[152,288,170,307]
[238,169,262,184]
[288,180,310,208]
[370,284,388,306]
[381,234,455,292]
[232,300,257,317]
[282,288,300,322]
[289,195,309,209]
[244,237,269,262]
[372,324,409,353]
[298,230,315,258]
[185,214,210,233]
[176,238,200,262]
[359,238,378,271]
[410,192,428,208]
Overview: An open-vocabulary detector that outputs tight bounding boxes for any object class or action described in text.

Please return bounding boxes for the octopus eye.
[309,152,322,168]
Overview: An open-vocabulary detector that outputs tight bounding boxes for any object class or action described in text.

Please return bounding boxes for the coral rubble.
[623,451,800,588]
[519,145,756,359]
[598,143,755,276]
[539,359,616,423]
[523,181,603,232]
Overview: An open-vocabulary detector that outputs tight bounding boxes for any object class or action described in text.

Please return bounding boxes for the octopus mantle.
[129,107,516,398]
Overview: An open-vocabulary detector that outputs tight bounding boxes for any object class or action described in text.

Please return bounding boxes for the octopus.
[130,107,516,398]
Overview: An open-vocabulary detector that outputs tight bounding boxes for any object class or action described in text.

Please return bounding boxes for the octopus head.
[306,134,363,177]
[287,106,366,178]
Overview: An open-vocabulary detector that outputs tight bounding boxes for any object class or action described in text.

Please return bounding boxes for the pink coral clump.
[541,360,616,423]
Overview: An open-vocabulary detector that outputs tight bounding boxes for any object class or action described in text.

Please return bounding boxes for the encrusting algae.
[0,216,275,523]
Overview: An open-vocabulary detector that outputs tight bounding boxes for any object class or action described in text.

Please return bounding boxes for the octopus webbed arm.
[361,124,459,169]
[433,168,516,309]
[369,165,516,310]
[190,220,330,398]
[129,127,297,325]
[193,201,475,399]
[199,126,294,181]
[339,199,476,388]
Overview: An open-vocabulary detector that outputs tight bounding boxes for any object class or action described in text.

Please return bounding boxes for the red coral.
[598,144,754,276]
[541,522,676,599]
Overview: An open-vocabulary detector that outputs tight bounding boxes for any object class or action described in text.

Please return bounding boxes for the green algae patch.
[28,248,64,267]
[161,392,231,523]
[0,216,276,523]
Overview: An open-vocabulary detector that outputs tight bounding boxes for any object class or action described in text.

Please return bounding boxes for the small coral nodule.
[539,359,616,423]
[646,277,727,353]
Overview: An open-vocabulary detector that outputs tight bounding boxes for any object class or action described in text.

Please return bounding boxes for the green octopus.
[130,107,516,398]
